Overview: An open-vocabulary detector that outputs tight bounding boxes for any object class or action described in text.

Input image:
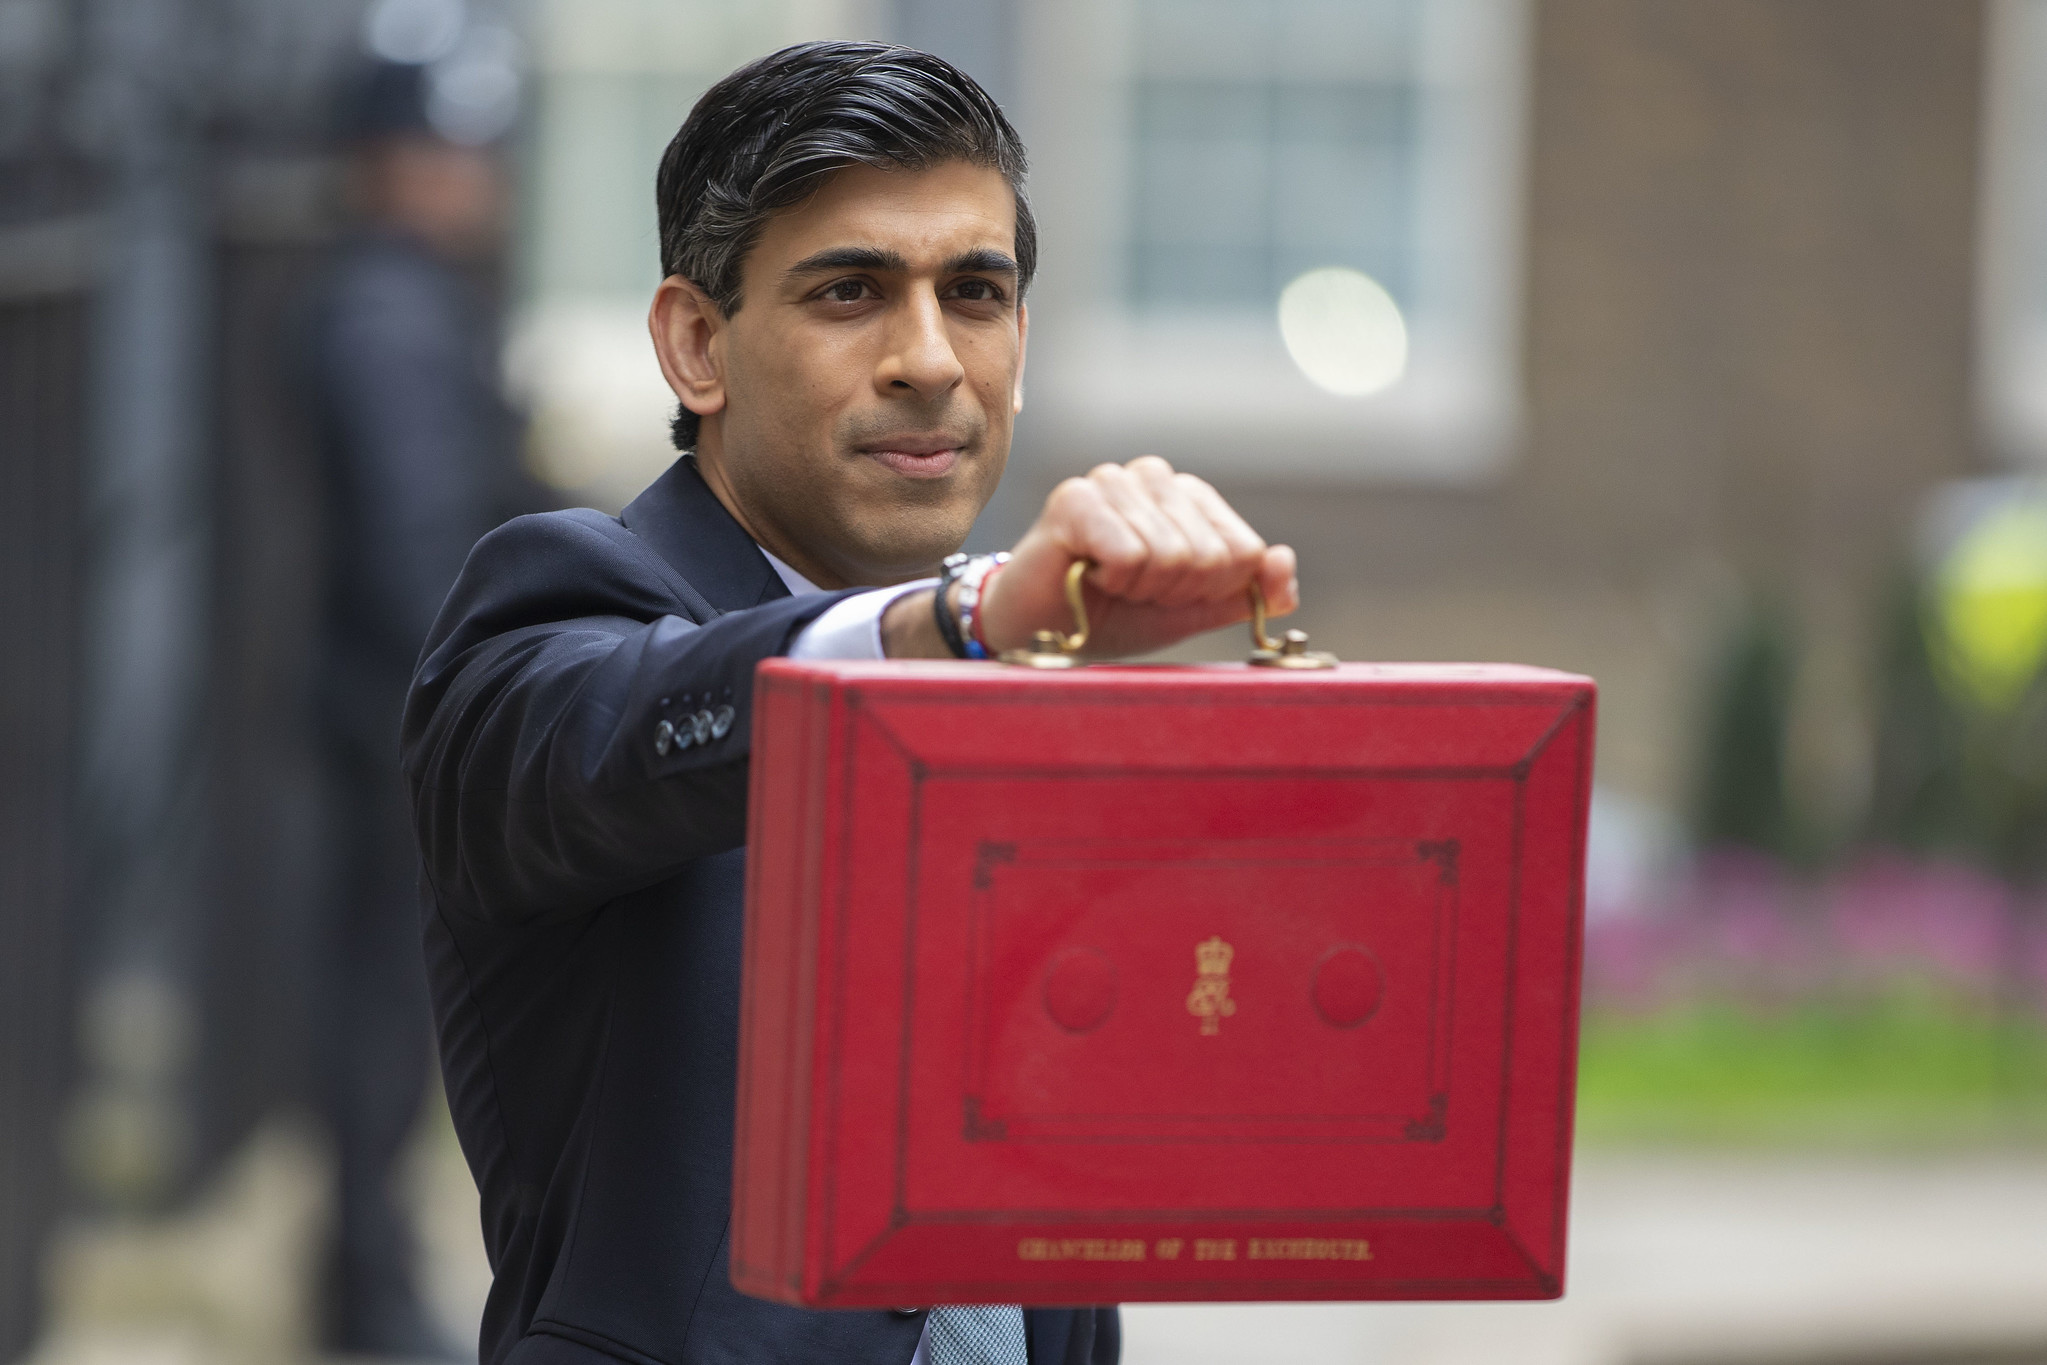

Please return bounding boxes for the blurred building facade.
[1033,0,1988,836]
[0,0,2035,1357]
[0,0,448,1355]
[509,0,2003,832]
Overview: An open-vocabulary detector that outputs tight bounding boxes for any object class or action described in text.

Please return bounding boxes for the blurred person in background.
[295,56,536,1361]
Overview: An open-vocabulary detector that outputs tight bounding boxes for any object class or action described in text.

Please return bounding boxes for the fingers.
[1080,456,1267,607]
[1043,473,1147,574]
[1086,462,1194,603]
[1000,456,1299,658]
[1259,543,1300,618]
[1181,475,1268,569]
[1134,460,1242,607]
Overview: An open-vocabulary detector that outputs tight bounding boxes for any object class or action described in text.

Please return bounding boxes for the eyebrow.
[783,245,1020,282]
[786,246,907,279]
[943,248,1019,278]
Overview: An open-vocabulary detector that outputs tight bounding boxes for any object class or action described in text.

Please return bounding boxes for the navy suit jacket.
[403,457,1121,1365]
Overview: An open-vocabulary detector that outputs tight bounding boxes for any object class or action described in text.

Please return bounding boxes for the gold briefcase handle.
[997,560,1092,669]
[998,561,1337,670]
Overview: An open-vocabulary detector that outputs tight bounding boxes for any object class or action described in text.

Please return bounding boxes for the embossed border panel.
[961,838,1459,1142]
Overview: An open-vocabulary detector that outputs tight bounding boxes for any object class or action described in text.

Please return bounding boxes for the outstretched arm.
[403,510,856,926]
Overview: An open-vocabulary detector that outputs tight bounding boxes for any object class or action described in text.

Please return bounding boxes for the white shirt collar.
[759,546,822,597]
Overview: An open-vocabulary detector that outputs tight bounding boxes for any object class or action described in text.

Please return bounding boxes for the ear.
[649,274,727,421]
[1012,300,1029,416]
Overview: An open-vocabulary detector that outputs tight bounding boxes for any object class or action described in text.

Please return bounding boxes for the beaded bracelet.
[932,553,974,658]
[954,553,1010,660]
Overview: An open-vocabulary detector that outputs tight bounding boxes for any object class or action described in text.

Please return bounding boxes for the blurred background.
[6,0,2047,1362]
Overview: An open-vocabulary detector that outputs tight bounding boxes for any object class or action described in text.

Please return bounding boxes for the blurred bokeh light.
[1277,266,1410,396]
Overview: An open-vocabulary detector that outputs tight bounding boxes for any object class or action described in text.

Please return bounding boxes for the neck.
[690,441,861,589]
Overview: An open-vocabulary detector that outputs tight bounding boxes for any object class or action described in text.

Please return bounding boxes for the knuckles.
[1148,547,1192,576]
[1046,459,1272,604]
[1091,541,1147,572]
[1047,476,1101,516]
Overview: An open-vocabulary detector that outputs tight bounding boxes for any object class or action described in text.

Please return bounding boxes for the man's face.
[662,160,1026,588]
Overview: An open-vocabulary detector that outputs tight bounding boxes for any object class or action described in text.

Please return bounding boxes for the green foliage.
[1966,670,2047,887]
[1930,496,2047,713]
[1863,569,2047,884]
[1576,994,2047,1148]
[1692,605,1799,862]
[1864,574,1974,857]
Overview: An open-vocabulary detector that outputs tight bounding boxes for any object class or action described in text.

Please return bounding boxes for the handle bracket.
[996,560,1091,669]
[996,562,1340,669]
[1246,580,1338,669]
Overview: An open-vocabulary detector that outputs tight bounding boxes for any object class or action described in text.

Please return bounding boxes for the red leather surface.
[733,662,1594,1306]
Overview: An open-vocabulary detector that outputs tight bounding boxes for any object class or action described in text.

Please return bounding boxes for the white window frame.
[1013,0,1531,483]
[1978,0,2047,468]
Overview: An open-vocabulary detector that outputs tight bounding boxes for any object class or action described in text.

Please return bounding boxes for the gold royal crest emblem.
[1185,935,1237,1036]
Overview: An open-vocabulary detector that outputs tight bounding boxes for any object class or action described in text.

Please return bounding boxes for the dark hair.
[655,41,1035,450]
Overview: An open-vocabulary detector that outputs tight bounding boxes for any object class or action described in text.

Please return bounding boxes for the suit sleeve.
[402,510,856,926]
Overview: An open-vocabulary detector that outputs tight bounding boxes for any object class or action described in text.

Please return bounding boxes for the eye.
[952,278,1006,303]
[821,278,873,303]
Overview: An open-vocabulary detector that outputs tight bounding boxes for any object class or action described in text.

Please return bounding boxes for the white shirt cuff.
[786,579,937,661]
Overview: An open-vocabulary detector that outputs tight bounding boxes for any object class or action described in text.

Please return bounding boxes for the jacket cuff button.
[710,704,735,739]
[654,719,674,756]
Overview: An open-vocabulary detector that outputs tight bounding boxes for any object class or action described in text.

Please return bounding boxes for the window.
[1016,0,1529,481]
[1125,0,1424,313]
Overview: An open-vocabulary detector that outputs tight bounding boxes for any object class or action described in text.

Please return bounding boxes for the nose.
[875,285,965,401]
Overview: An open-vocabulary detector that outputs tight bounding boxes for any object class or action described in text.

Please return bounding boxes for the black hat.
[335,43,521,148]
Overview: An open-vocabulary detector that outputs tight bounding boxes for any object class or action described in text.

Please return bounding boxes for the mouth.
[855,438,965,480]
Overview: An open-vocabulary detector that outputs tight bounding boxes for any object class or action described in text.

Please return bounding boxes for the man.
[404,42,1298,1365]
[300,58,531,1359]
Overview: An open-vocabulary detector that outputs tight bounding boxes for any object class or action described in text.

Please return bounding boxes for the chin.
[850,513,977,579]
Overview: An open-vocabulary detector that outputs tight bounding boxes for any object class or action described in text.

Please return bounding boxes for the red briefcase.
[732,615,1593,1308]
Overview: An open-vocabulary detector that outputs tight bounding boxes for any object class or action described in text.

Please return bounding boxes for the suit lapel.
[620,456,790,614]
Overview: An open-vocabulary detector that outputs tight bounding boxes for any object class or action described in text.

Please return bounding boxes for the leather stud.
[1313,945,1384,1028]
[654,719,674,756]
[710,704,735,740]
[1043,947,1118,1033]
[692,709,715,745]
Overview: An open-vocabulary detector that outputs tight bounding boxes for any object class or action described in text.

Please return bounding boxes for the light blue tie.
[924,1305,1029,1365]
